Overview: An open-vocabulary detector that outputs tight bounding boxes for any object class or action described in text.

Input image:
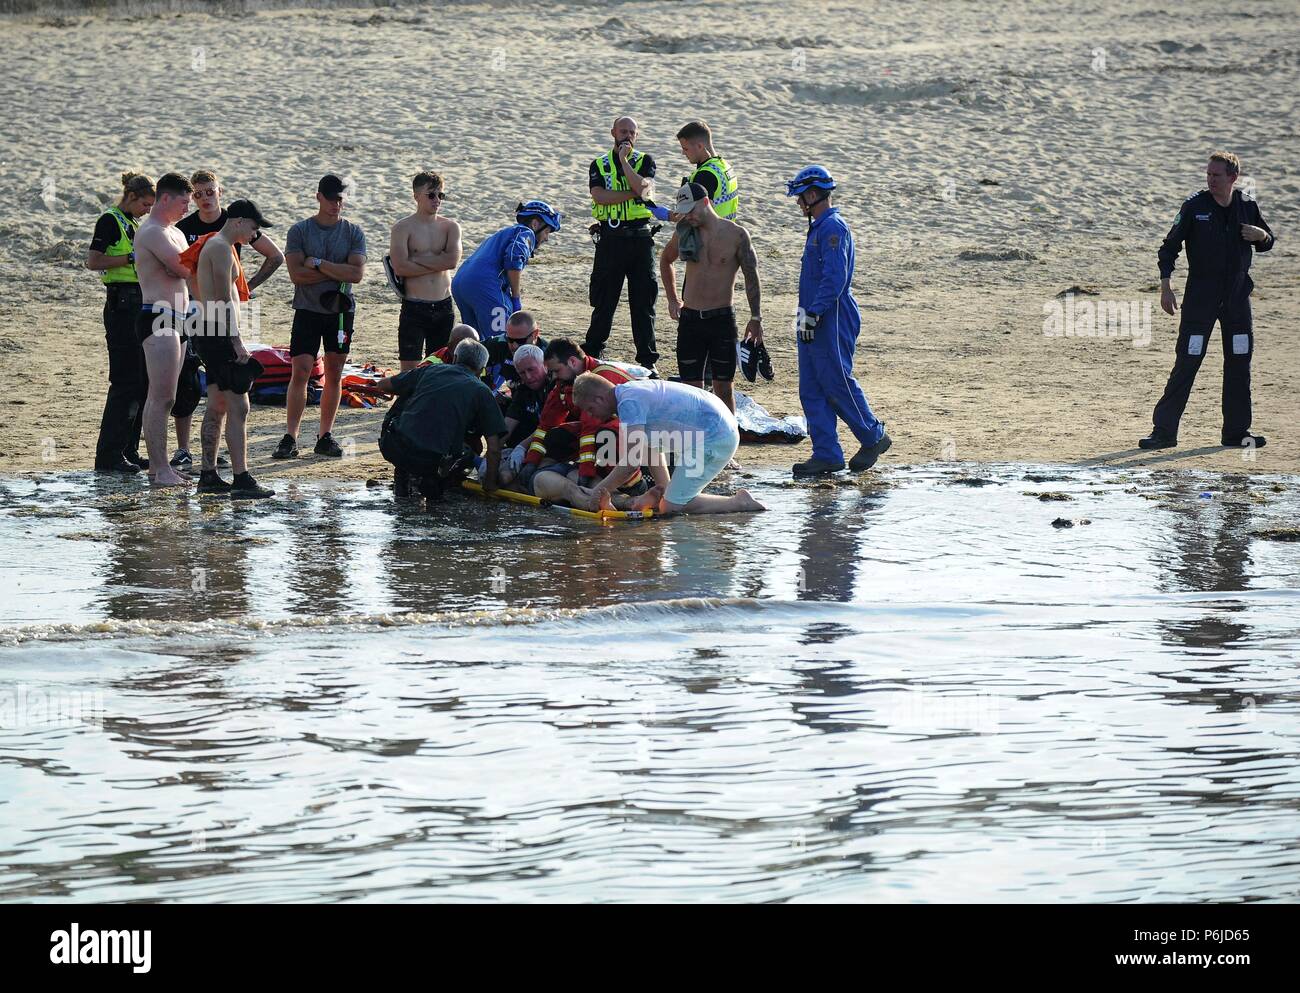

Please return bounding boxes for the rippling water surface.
[1,466,1298,902]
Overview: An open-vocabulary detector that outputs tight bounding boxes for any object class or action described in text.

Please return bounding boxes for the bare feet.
[631,485,663,512]
[150,469,190,488]
[734,488,766,512]
[596,489,616,514]
[725,457,742,471]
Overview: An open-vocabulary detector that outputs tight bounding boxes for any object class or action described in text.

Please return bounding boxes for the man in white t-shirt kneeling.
[571,373,766,516]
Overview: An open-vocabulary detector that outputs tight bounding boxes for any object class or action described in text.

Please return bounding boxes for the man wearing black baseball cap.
[275,173,367,459]
[191,199,274,498]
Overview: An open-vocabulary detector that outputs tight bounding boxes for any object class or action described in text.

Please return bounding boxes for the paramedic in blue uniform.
[451,201,560,339]
[785,166,892,477]
[1140,150,1275,451]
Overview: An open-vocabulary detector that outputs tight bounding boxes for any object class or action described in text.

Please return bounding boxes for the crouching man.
[373,338,506,501]
[571,374,765,516]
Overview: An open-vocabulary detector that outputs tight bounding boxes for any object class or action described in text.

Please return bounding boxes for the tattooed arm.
[738,227,763,343]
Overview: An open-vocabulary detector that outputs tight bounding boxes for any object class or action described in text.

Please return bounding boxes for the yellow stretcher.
[461,479,654,523]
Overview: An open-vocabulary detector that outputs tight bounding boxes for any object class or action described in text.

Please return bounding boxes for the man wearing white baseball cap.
[658,182,764,416]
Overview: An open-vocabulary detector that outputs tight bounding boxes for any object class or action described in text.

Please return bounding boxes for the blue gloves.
[649,205,671,222]
[510,295,523,315]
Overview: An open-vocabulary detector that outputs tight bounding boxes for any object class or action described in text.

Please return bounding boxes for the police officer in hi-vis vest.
[675,120,739,219]
[583,116,661,373]
[87,172,155,472]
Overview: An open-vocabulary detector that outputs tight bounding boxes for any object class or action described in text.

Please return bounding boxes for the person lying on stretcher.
[500,423,666,512]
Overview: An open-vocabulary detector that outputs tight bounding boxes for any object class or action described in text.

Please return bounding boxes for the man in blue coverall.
[451,200,561,338]
[785,166,891,477]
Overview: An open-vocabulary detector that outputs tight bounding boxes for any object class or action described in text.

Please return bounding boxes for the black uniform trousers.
[94,283,146,467]
[583,229,659,368]
[1152,296,1253,442]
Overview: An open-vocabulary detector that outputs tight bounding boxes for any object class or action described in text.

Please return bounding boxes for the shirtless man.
[173,168,285,469]
[132,171,194,487]
[193,200,275,499]
[659,182,763,414]
[389,170,462,371]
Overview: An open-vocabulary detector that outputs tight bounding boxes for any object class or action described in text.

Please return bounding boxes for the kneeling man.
[571,374,765,516]
[373,338,506,501]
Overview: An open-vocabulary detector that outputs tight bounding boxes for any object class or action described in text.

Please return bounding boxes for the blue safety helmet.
[784,165,837,197]
[516,199,562,233]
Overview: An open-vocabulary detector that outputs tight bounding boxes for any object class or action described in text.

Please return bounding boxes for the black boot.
[1138,431,1178,450]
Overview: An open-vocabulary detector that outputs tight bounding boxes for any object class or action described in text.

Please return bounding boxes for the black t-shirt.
[589,151,657,229]
[178,209,244,258]
[504,381,549,447]
[692,168,719,199]
[89,211,132,254]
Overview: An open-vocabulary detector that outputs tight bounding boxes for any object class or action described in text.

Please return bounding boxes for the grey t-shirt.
[285,217,367,313]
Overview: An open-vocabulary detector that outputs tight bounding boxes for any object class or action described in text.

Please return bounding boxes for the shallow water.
[1,465,1298,902]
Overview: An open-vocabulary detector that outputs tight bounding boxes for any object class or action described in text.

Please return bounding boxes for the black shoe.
[738,340,759,383]
[1138,431,1177,450]
[756,342,774,381]
[646,365,662,380]
[169,449,193,468]
[416,475,445,501]
[125,452,149,470]
[393,467,416,499]
[314,433,344,458]
[792,458,846,477]
[272,434,299,459]
[230,472,274,499]
[196,469,233,493]
[849,431,892,472]
[95,458,141,474]
[1223,433,1266,449]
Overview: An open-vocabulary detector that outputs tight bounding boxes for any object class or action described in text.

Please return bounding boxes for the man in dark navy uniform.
[1141,151,1275,450]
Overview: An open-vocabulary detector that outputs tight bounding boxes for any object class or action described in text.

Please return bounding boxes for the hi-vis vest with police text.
[691,156,738,217]
[100,206,139,285]
[591,151,653,224]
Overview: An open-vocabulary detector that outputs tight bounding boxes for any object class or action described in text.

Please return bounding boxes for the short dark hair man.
[1141,151,1275,450]
[675,121,738,218]
[388,169,462,371]
[275,173,367,460]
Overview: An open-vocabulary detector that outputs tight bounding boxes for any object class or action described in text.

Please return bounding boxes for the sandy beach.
[0,0,1296,482]
[5,1,1300,920]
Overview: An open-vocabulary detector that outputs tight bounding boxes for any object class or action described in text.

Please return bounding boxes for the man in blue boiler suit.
[785,165,891,476]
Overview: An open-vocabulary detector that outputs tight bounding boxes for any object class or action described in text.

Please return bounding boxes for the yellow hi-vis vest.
[99,206,139,285]
[591,150,653,225]
[691,155,738,217]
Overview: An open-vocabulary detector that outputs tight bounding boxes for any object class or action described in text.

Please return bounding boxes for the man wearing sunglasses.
[483,310,548,391]
[388,170,462,371]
